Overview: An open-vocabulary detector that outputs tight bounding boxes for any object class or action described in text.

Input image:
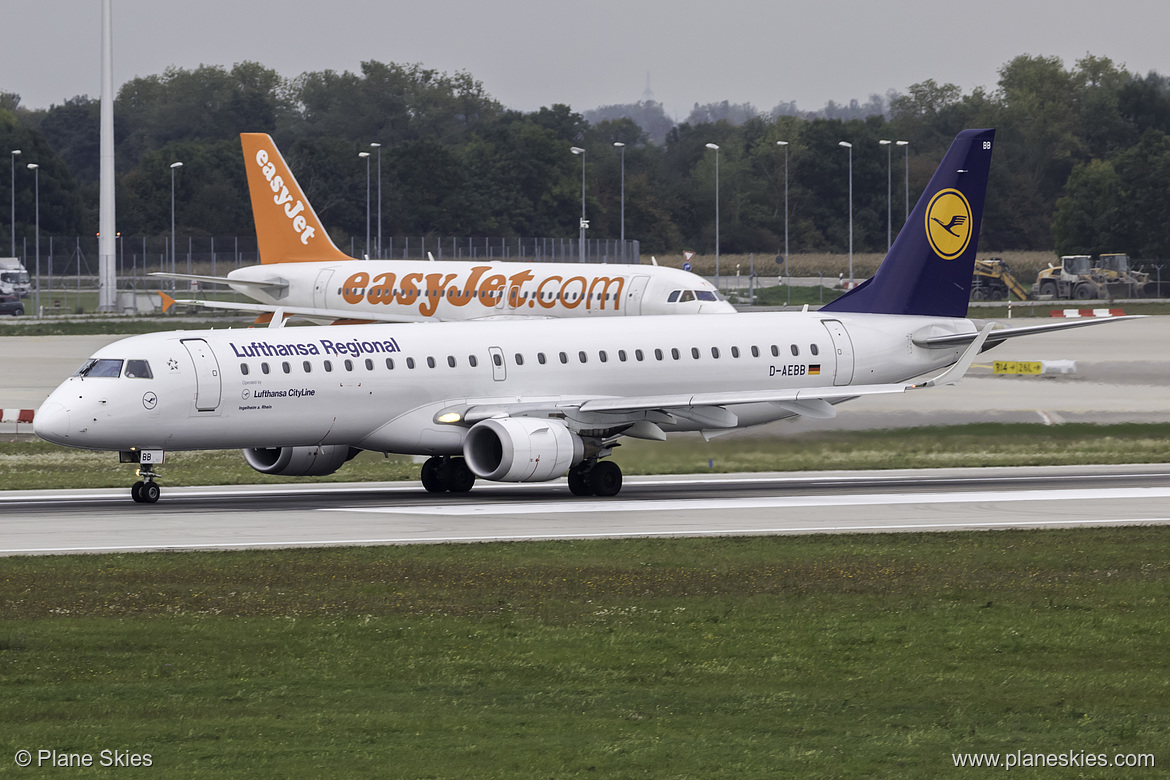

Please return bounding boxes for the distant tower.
[641,72,654,103]
[98,0,116,312]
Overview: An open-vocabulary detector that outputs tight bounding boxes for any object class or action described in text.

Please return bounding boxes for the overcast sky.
[3,0,1168,121]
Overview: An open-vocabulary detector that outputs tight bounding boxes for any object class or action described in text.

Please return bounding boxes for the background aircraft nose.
[33,401,70,444]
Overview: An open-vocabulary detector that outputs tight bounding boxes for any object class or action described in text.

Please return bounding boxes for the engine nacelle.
[463,418,584,482]
[242,445,358,477]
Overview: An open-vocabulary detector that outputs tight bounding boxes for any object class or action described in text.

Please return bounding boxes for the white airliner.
[154,133,734,324]
[35,129,1136,502]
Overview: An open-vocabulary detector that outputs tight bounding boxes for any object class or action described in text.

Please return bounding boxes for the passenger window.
[124,360,153,379]
[427,357,436,369]
[635,349,644,361]
[469,355,478,368]
[324,360,333,372]
[240,363,250,376]
[303,361,312,373]
[599,351,608,363]
[366,358,375,370]
[578,351,588,364]
[282,361,291,374]
[811,344,819,356]
[711,347,720,359]
[668,290,680,303]
[386,358,395,370]
[751,346,760,358]
[492,354,502,367]
[537,353,547,365]
[671,348,680,360]
[731,346,740,358]
[790,345,799,356]
[560,352,568,364]
[262,363,270,375]
[344,360,354,371]
[448,356,456,368]
[406,358,416,369]
[691,347,700,359]
[618,350,627,362]
[654,349,663,361]
[771,345,780,357]
[515,353,524,366]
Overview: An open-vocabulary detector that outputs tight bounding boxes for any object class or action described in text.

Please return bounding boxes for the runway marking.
[2,517,1169,555]
[323,486,1170,516]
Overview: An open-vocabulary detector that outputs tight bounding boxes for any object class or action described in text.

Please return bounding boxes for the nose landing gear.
[121,450,164,503]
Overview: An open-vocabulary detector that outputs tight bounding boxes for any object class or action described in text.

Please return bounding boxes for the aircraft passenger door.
[181,338,222,411]
[820,319,855,386]
[488,346,507,381]
[312,269,333,310]
[624,276,650,315]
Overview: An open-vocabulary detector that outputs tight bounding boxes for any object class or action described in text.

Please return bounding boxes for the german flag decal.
[809,364,821,376]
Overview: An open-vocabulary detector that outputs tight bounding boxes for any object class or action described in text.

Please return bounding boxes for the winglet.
[158,291,175,314]
[912,323,995,388]
[240,133,352,265]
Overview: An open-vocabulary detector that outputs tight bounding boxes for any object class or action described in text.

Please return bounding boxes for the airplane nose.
[33,401,71,444]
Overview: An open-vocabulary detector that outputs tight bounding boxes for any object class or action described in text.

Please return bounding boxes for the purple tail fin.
[822,129,995,317]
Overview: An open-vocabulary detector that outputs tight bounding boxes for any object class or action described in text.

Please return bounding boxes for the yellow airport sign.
[993,361,1043,375]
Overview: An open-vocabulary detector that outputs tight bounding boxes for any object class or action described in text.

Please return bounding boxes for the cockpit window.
[667,290,680,303]
[696,291,718,302]
[679,290,696,303]
[73,358,124,378]
[124,360,153,379]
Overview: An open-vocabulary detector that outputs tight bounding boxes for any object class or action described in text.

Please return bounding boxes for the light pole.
[705,143,720,283]
[897,140,909,227]
[358,151,371,258]
[27,163,38,315]
[879,139,892,251]
[776,141,788,305]
[570,147,586,261]
[613,142,625,260]
[838,141,853,285]
[9,149,19,257]
[170,161,182,286]
[370,143,382,258]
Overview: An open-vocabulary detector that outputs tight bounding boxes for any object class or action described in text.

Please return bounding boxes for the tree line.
[2,54,1169,259]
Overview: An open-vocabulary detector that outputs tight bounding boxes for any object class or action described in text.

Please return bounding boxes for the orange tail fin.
[240,133,352,265]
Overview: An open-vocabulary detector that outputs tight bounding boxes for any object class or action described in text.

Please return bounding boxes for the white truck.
[0,257,31,298]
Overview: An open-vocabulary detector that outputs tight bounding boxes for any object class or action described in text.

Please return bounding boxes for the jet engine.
[242,445,358,477]
[463,418,584,482]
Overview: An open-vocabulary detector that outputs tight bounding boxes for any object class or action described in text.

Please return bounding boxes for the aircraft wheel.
[589,461,623,497]
[567,465,594,496]
[446,458,476,493]
[131,481,145,503]
[420,456,445,493]
[140,482,161,504]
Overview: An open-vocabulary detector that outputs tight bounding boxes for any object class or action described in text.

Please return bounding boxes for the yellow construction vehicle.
[1035,253,1151,300]
[970,257,1029,301]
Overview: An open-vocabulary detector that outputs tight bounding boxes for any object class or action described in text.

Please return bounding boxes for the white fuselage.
[35,311,973,455]
[226,259,735,321]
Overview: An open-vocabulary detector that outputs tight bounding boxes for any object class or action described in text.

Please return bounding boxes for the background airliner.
[36,129,1136,502]
[155,133,735,325]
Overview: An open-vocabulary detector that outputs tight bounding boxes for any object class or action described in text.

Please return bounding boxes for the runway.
[2,465,1168,556]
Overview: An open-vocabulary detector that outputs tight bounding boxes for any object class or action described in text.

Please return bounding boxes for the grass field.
[3,423,1170,490]
[2,529,1167,777]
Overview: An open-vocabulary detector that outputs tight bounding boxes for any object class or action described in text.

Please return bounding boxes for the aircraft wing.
[455,325,994,429]
[151,272,288,294]
[914,316,1142,349]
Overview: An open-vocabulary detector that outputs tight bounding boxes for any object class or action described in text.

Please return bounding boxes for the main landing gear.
[420,455,476,493]
[567,460,623,498]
